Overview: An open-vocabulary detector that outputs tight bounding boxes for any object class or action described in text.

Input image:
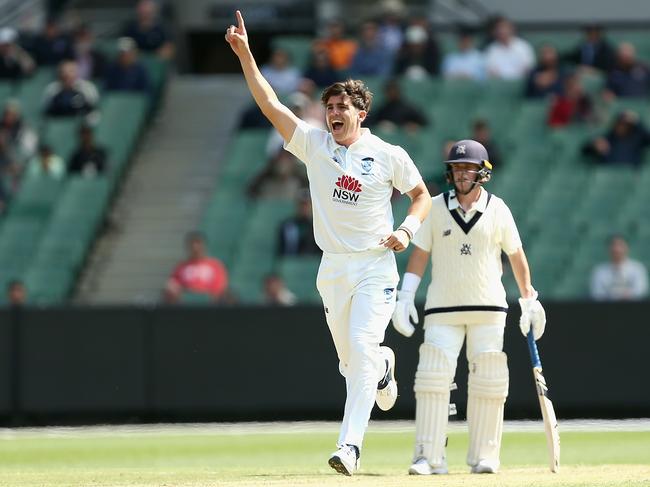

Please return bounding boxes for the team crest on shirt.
[460,243,472,255]
[332,175,362,206]
[360,156,374,175]
[383,287,395,303]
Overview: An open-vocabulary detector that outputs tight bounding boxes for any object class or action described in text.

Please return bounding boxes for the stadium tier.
[0,49,168,305]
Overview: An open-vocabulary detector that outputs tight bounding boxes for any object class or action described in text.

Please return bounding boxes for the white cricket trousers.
[317,248,399,449]
[423,319,505,376]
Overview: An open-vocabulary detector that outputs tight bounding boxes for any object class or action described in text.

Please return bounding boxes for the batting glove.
[518,290,546,340]
[392,290,419,337]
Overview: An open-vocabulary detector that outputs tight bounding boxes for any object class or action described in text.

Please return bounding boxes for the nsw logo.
[333,175,362,205]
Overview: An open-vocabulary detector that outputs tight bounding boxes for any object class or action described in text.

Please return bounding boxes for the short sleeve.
[412,200,434,252]
[283,119,326,165]
[498,200,522,255]
[391,146,423,194]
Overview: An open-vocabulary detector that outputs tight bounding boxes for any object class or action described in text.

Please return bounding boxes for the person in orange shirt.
[164,231,229,303]
[314,19,357,71]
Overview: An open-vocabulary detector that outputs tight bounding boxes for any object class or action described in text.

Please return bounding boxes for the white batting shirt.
[284,119,423,254]
[413,188,522,325]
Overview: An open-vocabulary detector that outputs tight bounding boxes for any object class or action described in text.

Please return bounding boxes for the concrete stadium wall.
[0,302,646,425]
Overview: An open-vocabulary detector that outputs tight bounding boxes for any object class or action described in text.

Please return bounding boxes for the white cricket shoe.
[471,459,499,474]
[408,457,448,475]
[375,346,398,411]
[328,445,359,476]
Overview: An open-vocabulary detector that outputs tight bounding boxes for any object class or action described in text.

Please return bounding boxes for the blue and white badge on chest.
[360,156,374,175]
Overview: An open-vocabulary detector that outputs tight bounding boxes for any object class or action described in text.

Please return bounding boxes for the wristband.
[401,272,421,293]
[397,214,421,240]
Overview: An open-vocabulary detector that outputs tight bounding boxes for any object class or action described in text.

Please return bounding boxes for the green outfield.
[1,422,649,486]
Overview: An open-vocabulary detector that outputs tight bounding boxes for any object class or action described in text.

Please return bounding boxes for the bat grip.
[527,330,542,369]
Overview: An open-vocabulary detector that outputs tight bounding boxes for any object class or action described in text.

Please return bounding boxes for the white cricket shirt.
[284,120,423,254]
[413,189,522,325]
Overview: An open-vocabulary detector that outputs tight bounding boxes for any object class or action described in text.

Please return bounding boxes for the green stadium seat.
[271,36,314,71]
[22,266,75,304]
[8,178,63,219]
[41,117,83,161]
[277,256,321,302]
[17,67,56,124]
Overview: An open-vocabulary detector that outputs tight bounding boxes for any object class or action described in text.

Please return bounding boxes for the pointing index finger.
[236,10,245,31]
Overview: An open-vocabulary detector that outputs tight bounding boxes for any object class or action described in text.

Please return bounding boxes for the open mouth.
[331,121,344,132]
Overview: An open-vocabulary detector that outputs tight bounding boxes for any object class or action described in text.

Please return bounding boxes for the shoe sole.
[329,455,352,476]
[376,347,397,411]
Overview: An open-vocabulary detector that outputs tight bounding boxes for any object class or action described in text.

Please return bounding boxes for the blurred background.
[0,0,648,426]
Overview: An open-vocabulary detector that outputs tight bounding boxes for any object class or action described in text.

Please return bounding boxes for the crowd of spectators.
[0,0,174,217]
[229,5,650,306]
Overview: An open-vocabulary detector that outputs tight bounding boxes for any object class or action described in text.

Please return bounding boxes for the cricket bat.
[527,330,560,473]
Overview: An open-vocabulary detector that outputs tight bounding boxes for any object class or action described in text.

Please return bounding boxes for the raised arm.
[225,10,300,142]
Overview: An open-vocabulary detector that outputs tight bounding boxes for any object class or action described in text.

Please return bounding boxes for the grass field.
[1,421,649,486]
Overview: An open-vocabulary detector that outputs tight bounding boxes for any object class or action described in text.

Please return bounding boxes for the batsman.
[392,140,547,475]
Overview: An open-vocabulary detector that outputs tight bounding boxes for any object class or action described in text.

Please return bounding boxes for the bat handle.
[527,330,542,369]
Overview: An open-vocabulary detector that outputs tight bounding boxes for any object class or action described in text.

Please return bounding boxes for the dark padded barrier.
[18,308,148,414]
[0,310,12,415]
[0,302,647,424]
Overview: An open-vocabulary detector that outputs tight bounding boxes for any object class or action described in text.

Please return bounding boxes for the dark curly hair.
[321,79,373,112]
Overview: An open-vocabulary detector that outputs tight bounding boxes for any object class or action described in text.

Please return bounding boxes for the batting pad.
[467,351,509,468]
[413,343,453,466]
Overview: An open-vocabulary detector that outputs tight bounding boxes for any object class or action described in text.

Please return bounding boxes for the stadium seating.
[208,27,650,304]
[0,44,167,305]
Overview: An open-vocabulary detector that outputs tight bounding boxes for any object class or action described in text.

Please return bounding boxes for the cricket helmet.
[444,139,492,192]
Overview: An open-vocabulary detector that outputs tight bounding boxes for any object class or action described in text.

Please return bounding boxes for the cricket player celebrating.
[225,11,431,476]
[392,140,546,475]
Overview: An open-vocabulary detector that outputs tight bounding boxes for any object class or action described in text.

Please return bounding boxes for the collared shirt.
[284,120,423,253]
[590,259,649,300]
[446,187,490,221]
[413,189,522,325]
[485,37,535,80]
[442,49,486,81]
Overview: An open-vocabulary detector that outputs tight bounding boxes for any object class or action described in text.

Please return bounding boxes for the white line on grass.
[0,419,649,439]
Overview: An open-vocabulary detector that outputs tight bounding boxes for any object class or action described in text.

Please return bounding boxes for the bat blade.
[533,367,560,473]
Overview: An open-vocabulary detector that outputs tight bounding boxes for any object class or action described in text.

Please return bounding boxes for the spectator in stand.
[72,24,107,81]
[525,44,565,98]
[367,79,428,132]
[123,0,174,59]
[104,37,151,93]
[548,73,595,128]
[68,124,107,176]
[393,22,440,79]
[0,27,35,80]
[564,24,616,73]
[582,110,650,166]
[260,48,301,96]
[441,27,485,81]
[0,129,18,192]
[471,118,501,168]
[376,0,406,57]
[0,100,37,160]
[31,16,74,66]
[349,21,393,77]
[313,19,357,72]
[0,179,8,215]
[604,43,650,99]
[263,273,297,306]
[277,190,319,256]
[484,17,535,80]
[303,46,339,89]
[247,149,307,200]
[266,91,325,158]
[590,235,648,301]
[43,60,99,117]
[6,280,27,307]
[164,231,229,304]
[25,144,65,179]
